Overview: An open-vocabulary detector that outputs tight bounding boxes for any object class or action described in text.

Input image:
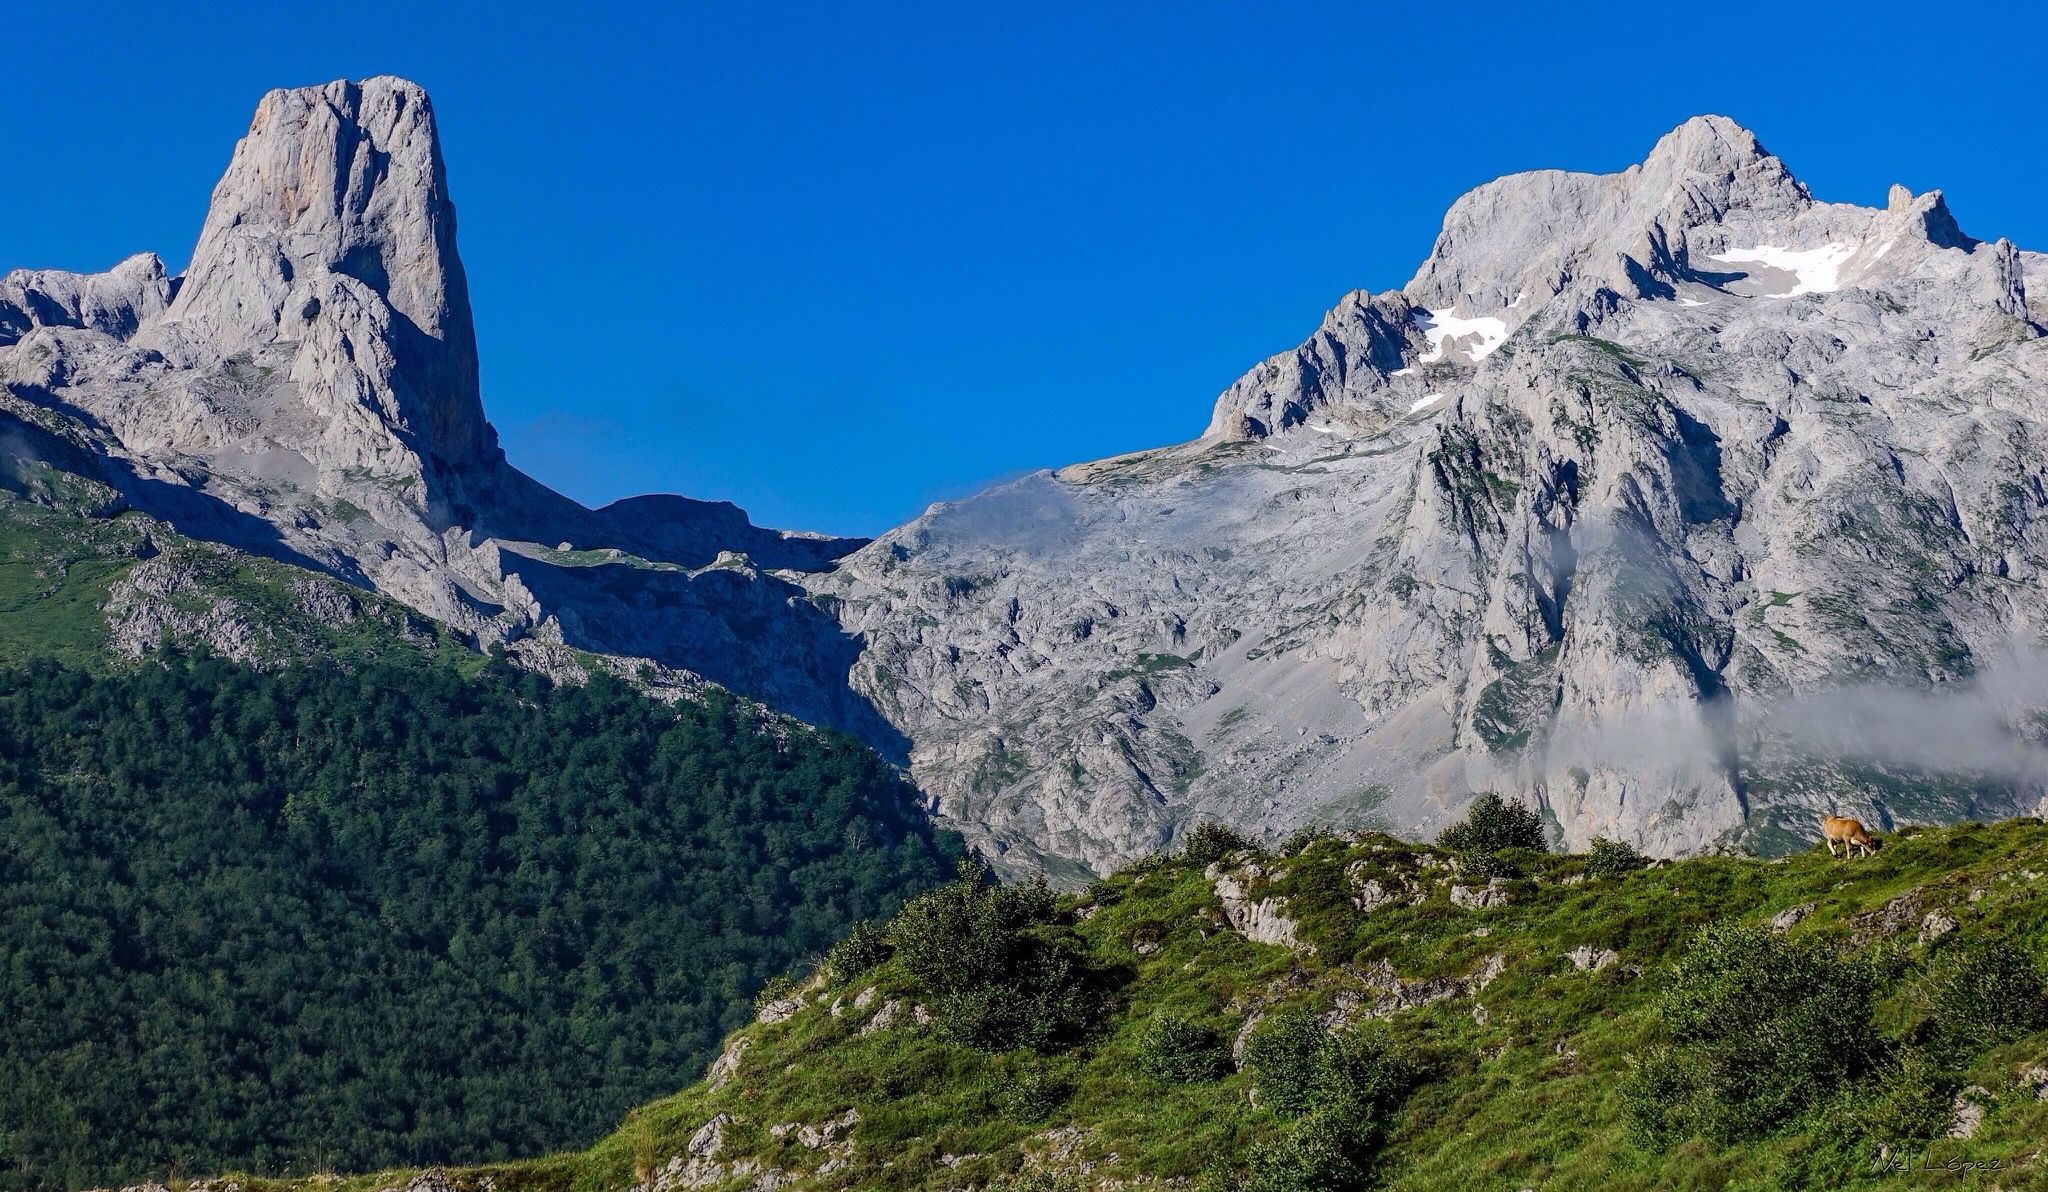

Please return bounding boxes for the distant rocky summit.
[8,84,2047,876]
[810,117,2048,873]
[0,77,887,741]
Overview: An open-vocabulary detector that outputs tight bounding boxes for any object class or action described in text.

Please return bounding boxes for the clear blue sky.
[8,2,2044,536]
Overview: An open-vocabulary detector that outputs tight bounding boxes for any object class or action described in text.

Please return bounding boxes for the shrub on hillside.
[1456,849,1517,880]
[1818,1046,1957,1144]
[1136,1011,1229,1082]
[1624,922,1881,1143]
[1179,823,1253,868]
[988,1172,1080,1192]
[1280,826,1337,856]
[992,1058,1073,1122]
[890,859,1096,1052]
[1915,939,2048,1057]
[1241,1106,1370,1191]
[1438,793,1547,854]
[1242,1008,1409,1118]
[753,973,801,1011]
[1181,821,1259,866]
[1585,836,1647,878]
[1239,1009,1411,1189]
[826,919,892,981]
[1241,1008,1330,1115]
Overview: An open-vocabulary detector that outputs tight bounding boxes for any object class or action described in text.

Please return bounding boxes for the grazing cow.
[1821,815,1879,858]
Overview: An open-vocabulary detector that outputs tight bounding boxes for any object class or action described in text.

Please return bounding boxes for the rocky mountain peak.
[1636,113,1773,180]
[833,115,2048,877]
[151,76,493,468]
[1404,115,1808,314]
[1208,114,2015,444]
[2,78,887,752]
[1884,182,1974,250]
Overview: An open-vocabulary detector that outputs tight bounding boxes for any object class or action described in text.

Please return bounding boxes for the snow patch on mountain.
[1415,309,1510,362]
[1709,242,1856,296]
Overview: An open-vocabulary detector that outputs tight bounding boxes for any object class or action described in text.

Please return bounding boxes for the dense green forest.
[0,651,959,1191]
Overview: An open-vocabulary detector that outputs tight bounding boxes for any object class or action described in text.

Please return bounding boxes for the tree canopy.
[0,651,958,1190]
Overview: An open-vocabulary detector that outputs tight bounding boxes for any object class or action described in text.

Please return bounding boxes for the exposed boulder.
[1769,902,1815,932]
[1207,860,1310,951]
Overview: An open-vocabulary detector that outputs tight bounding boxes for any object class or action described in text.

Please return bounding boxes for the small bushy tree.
[1915,939,2048,1057]
[890,859,1096,1052]
[1585,836,1646,878]
[1457,849,1516,880]
[1625,923,1881,1143]
[753,973,801,1011]
[1238,1008,1410,1189]
[1818,1046,1957,1144]
[1136,1011,1229,1082]
[1242,1008,1331,1115]
[992,1058,1073,1121]
[1438,793,1547,854]
[1242,1107,1369,1191]
[826,919,892,981]
[1181,821,1258,866]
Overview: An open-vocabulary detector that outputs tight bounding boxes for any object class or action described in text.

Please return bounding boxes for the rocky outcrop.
[855,998,931,1036]
[637,1114,793,1192]
[1768,902,1816,932]
[1,253,174,346]
[705,1037,750,1090]
[1947,1086,1993,1140]
[1206,858,1309,950]
[1451,881,1511,910]
[755,994,804,1025]
[1918,909,1960,945]
[1347,865,1416,913]
[1322,952,1508,1028]
[155,77,490,465]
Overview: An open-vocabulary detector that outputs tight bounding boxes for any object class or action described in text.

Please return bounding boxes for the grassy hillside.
[178,815,2048,1192]
[0,484,477,672]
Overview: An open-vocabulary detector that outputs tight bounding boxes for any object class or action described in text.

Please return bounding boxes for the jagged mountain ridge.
[9,86,2048,879]
[815,116,2048,874]
[0,77,892,743]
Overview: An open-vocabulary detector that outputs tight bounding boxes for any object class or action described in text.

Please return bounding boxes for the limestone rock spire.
[156,76,493,467]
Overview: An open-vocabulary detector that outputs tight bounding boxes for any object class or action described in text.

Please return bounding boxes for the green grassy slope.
[212,818,2048,1192]
[0,486,477,671]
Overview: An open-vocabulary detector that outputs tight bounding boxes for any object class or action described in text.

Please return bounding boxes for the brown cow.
[1821,815,1879,858]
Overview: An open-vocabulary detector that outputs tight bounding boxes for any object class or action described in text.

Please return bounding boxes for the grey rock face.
[1768,902,1815,932]
[1205,859,1308,950]
[815,115,2048,876]
[12,88,2048,882]
[1,253,173,346]
[150,76,492,469]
